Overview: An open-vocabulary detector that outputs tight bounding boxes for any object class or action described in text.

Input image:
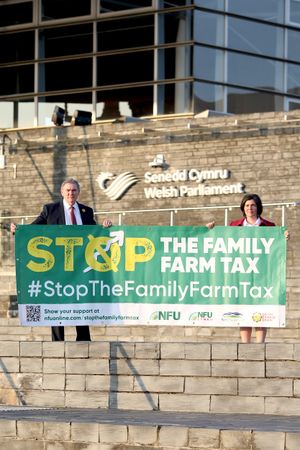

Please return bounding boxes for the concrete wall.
[0,341,300,416]
[1,110,300,341]
[1,111,299,219]
[0,420,298,450]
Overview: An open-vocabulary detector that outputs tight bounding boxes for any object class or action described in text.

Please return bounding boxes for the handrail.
[0,201,298,227]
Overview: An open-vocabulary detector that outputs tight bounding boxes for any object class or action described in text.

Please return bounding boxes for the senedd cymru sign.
[15,225,286,328]
[97,166,245,200]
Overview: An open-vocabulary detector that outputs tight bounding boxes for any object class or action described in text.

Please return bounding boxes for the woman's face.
[244,199,258,220]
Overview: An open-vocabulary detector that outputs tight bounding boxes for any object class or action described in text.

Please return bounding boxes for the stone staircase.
[0,273,300,448]
[0,341,299,448]
[0,340,298,415]
[0,407,299,450]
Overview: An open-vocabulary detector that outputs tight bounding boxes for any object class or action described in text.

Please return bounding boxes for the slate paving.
[0,406,299,433]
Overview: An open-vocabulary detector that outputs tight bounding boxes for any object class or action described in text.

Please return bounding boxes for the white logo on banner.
[97,172,139,200]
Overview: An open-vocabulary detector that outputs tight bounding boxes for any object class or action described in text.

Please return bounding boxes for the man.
[12,178,111,342]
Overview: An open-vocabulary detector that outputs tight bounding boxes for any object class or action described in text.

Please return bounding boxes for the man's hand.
[10,223,17,234]
[102,218,112,228]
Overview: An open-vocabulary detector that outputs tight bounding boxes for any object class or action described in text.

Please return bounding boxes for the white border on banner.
[18,303,285,328]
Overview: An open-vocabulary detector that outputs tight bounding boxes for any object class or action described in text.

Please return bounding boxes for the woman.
[230,193,289,343]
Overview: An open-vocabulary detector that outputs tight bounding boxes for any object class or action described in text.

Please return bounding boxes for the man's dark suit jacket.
[32,200,96,341]
[32,201,96,226]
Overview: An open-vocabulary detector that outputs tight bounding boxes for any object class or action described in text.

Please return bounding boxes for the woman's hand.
[285,230,290,240]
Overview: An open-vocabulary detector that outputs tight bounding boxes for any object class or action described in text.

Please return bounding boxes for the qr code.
[26,305,41,322]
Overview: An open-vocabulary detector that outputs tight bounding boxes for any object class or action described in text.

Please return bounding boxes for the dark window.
[0,2,33,27]
[39,59,93,92]
[97,85,153,118]
[39,24,93,58]
[227,86,284,113]
[97,15,154,51]
[41,0,91,21]
[159,48,176,79]
[0,31,34,64]
[157,81,192,114]
[158,46,192,80]
[97,51,153,85]
[159,10,192,44]
[0,65,34,96]
[100,0,152,13]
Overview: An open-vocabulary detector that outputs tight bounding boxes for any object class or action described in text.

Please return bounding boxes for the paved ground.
[0,406,299,432]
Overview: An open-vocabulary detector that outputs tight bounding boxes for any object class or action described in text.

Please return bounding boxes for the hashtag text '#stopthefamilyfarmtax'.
[27,279,274,303]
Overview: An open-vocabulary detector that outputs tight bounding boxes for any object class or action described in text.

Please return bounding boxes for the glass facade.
[194,0,300,115]
[1,0,300,128]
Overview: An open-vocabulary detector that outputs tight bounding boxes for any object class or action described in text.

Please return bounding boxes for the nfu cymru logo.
[97,172,139,200]
[189,312,213,322]
[150,311,181,321]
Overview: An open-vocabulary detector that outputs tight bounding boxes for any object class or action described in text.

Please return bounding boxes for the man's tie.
[70,206,77,225]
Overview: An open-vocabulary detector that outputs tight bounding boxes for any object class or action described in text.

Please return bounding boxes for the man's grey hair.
[61,178,80,192]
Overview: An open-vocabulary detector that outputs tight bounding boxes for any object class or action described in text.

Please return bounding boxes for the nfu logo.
[189,312,213,321]
[150,311,181,321]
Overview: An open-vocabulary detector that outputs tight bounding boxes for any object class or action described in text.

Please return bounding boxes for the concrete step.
[0,341,299,417]
[0,318,299,342]
[0,339,299,448]
[0,406,299,449]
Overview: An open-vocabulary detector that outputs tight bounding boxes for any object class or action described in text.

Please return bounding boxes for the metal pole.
[224,208,229,225]
[170,210,174,226]
[282,205,285,226]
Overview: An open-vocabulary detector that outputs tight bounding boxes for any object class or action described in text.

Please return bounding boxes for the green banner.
[15,225,286,327]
